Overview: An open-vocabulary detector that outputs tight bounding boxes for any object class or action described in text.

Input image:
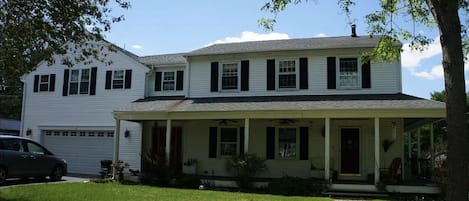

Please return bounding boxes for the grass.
[0,182,334,201]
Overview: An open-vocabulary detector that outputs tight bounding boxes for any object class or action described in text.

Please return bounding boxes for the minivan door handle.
[20,154,28,158]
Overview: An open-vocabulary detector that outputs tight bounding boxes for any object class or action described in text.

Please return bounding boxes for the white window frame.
[69,68,90,95]
[276,127,299,160]
[218,127,239,157]
[219,62,240,92]
[112,70,125,89]
[276,59,299,90]
[162,71,176,91]
[39,75,50,92]
[337,57,361,90]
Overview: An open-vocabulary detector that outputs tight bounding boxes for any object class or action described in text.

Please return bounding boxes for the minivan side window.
[26,142,46,155]
[1,139,25,152]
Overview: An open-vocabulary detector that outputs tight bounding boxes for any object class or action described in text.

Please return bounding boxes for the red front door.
[151,126,183,175]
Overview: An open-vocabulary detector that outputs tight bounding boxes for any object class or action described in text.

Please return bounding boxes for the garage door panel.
[43,130,113,175]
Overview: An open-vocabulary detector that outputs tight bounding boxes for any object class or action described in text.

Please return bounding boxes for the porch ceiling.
[114,93,446,120]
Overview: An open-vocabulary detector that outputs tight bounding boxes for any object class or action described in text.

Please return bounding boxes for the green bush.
[225,154,267,189]
[141,149,172,186]
[175,175,201,189]
[268,176,327,196]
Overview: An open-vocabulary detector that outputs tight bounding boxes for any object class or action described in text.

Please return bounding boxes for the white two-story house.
[22,34,445,193]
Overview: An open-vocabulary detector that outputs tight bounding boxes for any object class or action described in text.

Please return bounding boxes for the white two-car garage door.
[42,130,114,175]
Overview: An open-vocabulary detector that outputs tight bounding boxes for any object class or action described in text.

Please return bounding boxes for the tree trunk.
[426,1,468,200]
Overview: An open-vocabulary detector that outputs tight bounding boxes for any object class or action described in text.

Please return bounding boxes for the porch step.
[323,191,389,198]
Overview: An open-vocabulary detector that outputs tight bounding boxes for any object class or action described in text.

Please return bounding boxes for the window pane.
[220,144,236,156]
[80,81,89,94]
[27,142,45,155]
[113,70,124,80]
[39,84,49,91]
[70,70,79,82]
[163,72,175,81]
[222,63,238,90]
[163,82,175,91]
[339,58,358,88]
[2,139,24,152]
[221,128,237,142]
[278,128,296,158]
[113,80,124,89]
[279,74,296,88]
[81,69,90,81]
[69,83,78,95]
[40,75,49,82]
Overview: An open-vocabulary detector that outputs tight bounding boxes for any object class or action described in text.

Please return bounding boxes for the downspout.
[19,75,27,137]
[185,56,191,98]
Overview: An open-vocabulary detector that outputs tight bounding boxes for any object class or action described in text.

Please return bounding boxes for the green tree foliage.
[260,1,468,200]
[0,0,130,119]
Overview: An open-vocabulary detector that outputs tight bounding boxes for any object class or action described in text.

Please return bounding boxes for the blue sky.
[104,0,468,99]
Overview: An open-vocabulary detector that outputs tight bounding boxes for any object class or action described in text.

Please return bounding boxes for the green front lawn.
[0,182,333,201]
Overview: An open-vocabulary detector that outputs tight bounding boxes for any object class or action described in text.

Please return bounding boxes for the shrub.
[268,176,327,196]
[225,154,267,189]
[141,149,172,186]
[175,175,201,189]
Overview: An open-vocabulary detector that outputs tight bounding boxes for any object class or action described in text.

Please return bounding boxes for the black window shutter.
[105,71,112,90]
[124,69,132,89]
[241,60,249,91]
[49,74,56,92]
[210,62,219,92]
[327,57,336,89]
[266,127,275,159]
[362,60,371,89]
[62,69,69,96]
[299,57,308,89]
[33,75,39,92]
[300,127,309,160]
[266,59,275,90]
[90,67,97,95]
[176,70,184,91]
[209,127,218,158]
[239,127,245,155]
[155,72,162,91]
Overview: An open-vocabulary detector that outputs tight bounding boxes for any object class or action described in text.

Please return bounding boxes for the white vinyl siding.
[188,51,400,97]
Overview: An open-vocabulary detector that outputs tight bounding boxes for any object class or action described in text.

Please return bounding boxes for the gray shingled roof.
[185,36,387,57]
[138,53,187,66]
[117,94,445,113]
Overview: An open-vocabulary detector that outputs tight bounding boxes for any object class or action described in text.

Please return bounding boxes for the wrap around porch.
[112,94,446,193]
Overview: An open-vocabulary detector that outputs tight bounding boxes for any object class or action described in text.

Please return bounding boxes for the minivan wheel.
[0,168,6,185]
[50,166,63,181]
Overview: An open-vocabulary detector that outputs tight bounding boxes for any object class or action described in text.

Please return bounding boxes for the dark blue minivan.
[0,135,67,184]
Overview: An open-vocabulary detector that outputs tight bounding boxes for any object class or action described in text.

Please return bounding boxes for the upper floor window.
[278,128,297,159]
[70,69,90,95]
[221,63,239,90]
[278,60,298,89]
[105,69,132,90]
[338,58,359,89]
[112,70,124,89]
[163,72,175,91]
[33,74,55,93]
[155,70,183,92]
[219,127,238,157]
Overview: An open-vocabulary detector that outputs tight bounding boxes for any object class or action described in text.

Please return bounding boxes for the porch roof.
[114,93,445,120]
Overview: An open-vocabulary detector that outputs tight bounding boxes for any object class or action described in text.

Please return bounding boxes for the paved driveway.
[0,176,90,188]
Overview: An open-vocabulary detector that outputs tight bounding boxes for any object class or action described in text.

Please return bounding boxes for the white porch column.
[244,118,249,154]
[165,119,172,160]
[324,118,331,182]
[430,124,434,172]
[374,117,380,184]
[417,128,421,175]
[112,118,121,178]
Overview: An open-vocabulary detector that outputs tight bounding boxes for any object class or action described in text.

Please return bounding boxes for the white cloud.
[205,31,290,46]
[314,33,328,37]
[413,64,444,80]
[131,44,143,50]
[401,37,442,69]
